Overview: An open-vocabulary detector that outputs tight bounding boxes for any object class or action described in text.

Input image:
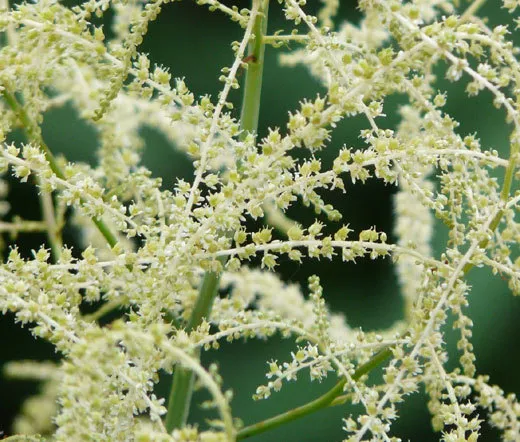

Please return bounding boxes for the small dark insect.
[238,55,258,77]
[242,54,257,64]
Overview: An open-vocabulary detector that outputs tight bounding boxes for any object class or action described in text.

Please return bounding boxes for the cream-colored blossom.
[0,0,519,440]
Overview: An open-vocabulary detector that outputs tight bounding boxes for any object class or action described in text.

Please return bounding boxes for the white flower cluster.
[0,0,519,441]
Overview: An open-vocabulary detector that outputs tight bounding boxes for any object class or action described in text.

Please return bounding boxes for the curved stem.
[2,90,65,179]
[1,89,119,249]
[82,296,129,322]
[460,0,488,22]
[237,347,392,440]
[5,90,64,261]
[164,0,270,433]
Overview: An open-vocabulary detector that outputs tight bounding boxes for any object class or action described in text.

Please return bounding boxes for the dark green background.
[1,1,520,440]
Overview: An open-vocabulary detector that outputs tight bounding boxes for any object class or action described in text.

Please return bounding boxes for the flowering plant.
[1,0,520,440]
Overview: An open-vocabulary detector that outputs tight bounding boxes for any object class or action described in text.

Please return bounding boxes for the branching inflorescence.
[0,0,519,440]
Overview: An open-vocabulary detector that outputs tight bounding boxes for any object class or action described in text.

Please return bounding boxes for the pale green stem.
[164,257,226,431]
[460,0,488,22]
[2,91,65,179]
[2,90,119,249]
[36,176,63,262]
[263,34,309,46]
[264,201,298,235]
[0,220,47,232]
[82,296,129,322]
[462,141,518,274]
[239,0,269,139]
[0,0,16,46]
[164,0,269,433]
[236,347,393,440]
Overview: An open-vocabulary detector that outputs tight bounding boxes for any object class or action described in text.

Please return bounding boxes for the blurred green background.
[1,1,520,440]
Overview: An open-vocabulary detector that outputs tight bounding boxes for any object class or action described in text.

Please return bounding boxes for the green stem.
[0,220,47,232]
[37,177,63,262]
[164,0,270,432]
[237,347,392,440]
[4,91,63,260]
[165,364,197,432]
[82,296,129,322]
[499,145,517,204]
[460,0,488,22]
[263,34,309,46]
[2,90,64,179]
[2,89,119,249]
[164,258,225,432]
[92,216,118,248]
[239,0,269,139]
[4,91,65,261]
[462,137,518,275]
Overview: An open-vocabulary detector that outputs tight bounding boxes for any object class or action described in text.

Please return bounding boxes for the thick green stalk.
[164,0,269,433]
[236,347,392,440]
[164,257,226,431]
[239,0,269,138]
